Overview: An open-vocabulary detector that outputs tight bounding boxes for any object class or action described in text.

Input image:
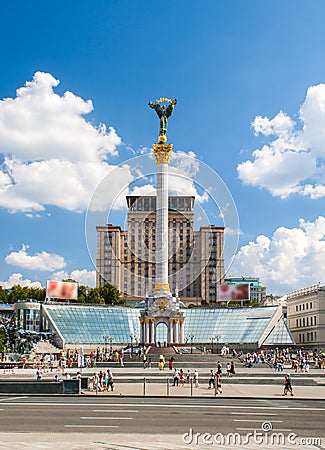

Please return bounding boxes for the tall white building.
[96,195,224,304]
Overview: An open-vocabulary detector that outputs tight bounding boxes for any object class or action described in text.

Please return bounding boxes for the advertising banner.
[46,281,78,300]
[218,283,249,301]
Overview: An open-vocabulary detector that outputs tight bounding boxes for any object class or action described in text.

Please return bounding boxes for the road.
[0,396,324,440]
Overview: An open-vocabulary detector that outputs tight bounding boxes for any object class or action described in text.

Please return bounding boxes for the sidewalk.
[84,380,324,399]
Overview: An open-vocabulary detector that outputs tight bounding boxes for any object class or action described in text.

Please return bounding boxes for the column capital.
[152,143,173,164]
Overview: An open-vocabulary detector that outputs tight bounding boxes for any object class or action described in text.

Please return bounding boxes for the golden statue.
[148,97,177,143]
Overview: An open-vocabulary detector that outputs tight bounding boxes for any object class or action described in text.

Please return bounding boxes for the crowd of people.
[239,347,325,371]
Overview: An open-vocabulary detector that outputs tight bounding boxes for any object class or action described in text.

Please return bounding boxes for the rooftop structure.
[41,304,294,350]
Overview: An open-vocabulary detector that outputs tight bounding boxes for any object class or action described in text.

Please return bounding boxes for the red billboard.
[218,284,250,301]
[46,281,78,300]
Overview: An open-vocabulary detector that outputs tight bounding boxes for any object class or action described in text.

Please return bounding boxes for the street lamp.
[187,333,195,354]
[103,333,109,355]
[129,333,134,358]
[215,334,221,354]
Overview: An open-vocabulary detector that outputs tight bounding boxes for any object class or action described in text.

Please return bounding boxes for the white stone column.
[150,320,155,344]
[179,320,184,345]
[156,163,169,287]
[140,321,144,344]
[169,320,174,344]
[145,321,150,343]
[174,319,179,344]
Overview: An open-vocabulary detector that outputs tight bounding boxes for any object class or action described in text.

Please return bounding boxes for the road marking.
[81,417,133,420]
[236,427,292,432]
[93,409,139,413]
[231,412,278,415]
[233,419,283,422]
[0,396,28,402]
[65,425,119,428]
[1,402,324,412]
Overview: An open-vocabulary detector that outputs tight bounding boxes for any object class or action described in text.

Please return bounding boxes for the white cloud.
[231,216,325,294]
[5,244,66,271]
[238,84,325,198]
[51,269,96,287]
[0,71,123,213]
[0,273,42,289]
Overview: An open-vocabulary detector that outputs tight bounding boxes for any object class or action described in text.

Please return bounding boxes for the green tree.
[29,287,46,302]
[87,287,105,305]
[98,283,122,305]
[0,287,8,303]
[0,327,7,352]
[7,285,30,303]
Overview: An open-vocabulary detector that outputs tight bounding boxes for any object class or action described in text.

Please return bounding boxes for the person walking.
[208,369,215,389]
[215,372,222,395]
[230,361,236,377]
[107,369,114,392]
[173,368,179,386]
[283,373,293,396]
[194,369,199,388]
[186,369,191,384]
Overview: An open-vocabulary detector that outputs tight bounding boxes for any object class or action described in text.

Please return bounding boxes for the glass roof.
[43,305,293,346]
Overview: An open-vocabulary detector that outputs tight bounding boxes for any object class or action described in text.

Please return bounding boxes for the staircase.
[34,340,61,354]
[147,345,176,355]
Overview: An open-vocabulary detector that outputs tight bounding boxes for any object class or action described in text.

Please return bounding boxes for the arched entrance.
[155,322,168,346]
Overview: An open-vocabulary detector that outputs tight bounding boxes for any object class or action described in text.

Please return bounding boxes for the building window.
[310,302,312,309]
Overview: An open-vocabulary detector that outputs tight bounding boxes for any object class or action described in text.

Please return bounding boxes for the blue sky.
[0,1,324,295]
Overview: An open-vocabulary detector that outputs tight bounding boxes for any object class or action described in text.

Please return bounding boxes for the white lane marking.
[236,427,292,432]
[65,425,119,428]
[234,419,283,422]
[0,396,28,402]
[231,412,278,415]
[1,402,324,412]
[81,417,133,420]
[93,409,139,413]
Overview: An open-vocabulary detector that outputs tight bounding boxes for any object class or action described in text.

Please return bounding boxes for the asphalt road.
[0,395,324,442]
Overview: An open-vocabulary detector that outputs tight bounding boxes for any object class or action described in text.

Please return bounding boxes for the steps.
[34,340,61,354]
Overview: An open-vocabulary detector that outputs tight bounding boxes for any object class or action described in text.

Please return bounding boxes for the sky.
[0,0,324,296]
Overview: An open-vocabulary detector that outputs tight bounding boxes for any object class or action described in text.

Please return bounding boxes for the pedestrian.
[194,369,199,387]
[168,356,175,371]
[230,361,236,377]
[217,362,222,375]
[215,372,222,395]
[186,369,191,383]
[226,362,231,377]
[208,369,215,389]
[92,372,99,394]
[36,368,42,381]
[173,368,179,386]
[179,369,185,387]
[283,373,293,396]
[107,369,114,391]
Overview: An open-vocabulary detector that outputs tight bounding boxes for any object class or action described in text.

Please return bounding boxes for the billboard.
[46,281,78,300]
[218,284,250,301]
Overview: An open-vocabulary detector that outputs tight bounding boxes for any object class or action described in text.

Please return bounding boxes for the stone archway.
[155,321,168,346]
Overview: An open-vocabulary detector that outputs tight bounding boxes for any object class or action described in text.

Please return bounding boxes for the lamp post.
[103,333,109,355]
[215,334,221,355]
[130,333,134,359]
[187,333,195,354]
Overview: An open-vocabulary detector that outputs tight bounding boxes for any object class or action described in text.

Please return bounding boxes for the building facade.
[286,284,325,348]
[96,195,224,304]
